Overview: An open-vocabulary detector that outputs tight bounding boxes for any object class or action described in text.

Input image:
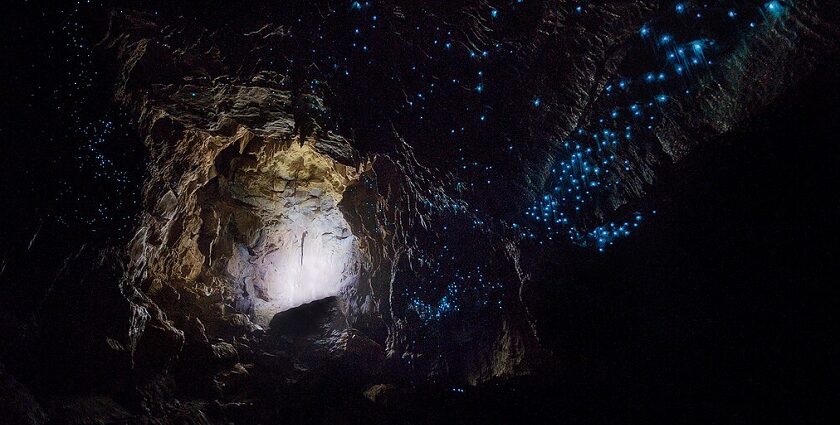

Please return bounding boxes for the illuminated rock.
[220,138,367,323]
[95,0,840,391]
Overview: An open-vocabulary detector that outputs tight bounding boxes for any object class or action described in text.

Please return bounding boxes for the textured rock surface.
[1,0,838,423]
[97,0,839,386]
[98,7,544,388]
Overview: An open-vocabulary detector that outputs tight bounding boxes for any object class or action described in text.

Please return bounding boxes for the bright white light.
[227,205,359,327]
[223,140,366,325]
[258,207,358,315]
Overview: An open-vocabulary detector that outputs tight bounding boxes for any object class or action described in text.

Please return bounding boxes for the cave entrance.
[218,138,364,325]
[246,197,358,323]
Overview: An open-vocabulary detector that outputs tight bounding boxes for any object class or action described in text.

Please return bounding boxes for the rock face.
[196,130,367,324]
[101,6,547,388]
[96,0,840,386]
[106,34,388,359]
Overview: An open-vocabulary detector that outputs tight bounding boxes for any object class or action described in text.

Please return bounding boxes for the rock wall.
[99,0,839,391]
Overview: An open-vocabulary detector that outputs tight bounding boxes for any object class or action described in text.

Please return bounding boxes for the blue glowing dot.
[675,3,685,14]
[491,9,499,18]
[728,10,737,18]
[533,97,541,107]
[351,1,362,10]
[640,26,650,37]
[764,1,784,17]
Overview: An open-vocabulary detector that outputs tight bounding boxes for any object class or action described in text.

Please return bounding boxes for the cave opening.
[212,136,367,326]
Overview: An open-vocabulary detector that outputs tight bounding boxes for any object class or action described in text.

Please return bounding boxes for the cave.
[1,1,838,424]
[209,138,367,325]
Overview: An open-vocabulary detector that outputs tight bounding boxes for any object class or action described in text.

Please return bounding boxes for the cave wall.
[1,0,839,423]
[101,10,543,387]
[97,0,840,386]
